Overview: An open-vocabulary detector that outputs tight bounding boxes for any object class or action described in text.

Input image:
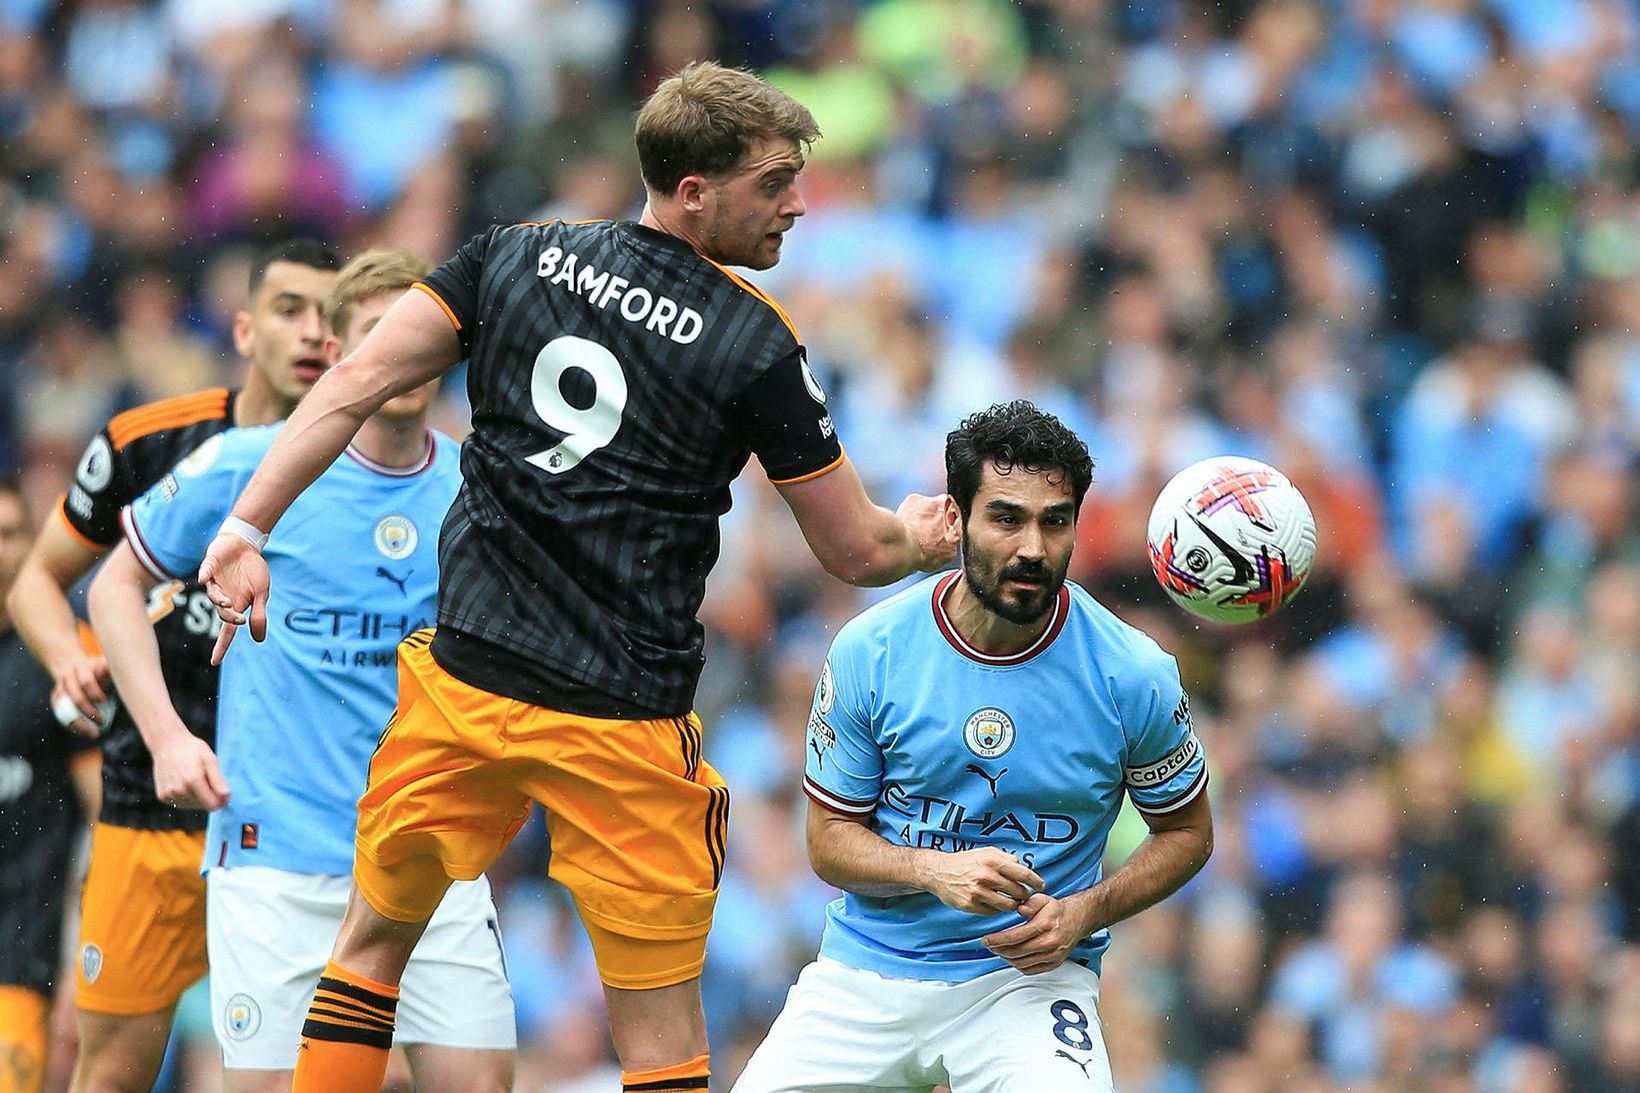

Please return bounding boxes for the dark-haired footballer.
[6,240,341,1093]
[735,401,1214,1093]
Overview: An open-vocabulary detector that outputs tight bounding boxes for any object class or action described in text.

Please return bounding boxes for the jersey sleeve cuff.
[804,776,877,818]
[412,282,463,333]
[1131,768,1209,817]
[57,496,108,553]
[118,507,185,582]
[768,448,846,487]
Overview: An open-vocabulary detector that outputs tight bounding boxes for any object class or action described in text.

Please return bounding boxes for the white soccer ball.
[1145,456,1317,624]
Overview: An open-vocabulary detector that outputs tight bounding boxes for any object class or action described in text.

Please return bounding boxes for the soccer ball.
[1146,456,1316,624]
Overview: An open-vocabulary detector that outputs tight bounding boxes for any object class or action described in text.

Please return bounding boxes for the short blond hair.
[323,248,432,338]
[635,60,820,195]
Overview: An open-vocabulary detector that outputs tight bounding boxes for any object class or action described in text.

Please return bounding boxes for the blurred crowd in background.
[4,0,1640,1089]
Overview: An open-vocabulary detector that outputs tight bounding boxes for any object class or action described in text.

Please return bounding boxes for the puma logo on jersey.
[375,567,411,596]
[965,764,1007,798]
[1055,1050,1092,1077]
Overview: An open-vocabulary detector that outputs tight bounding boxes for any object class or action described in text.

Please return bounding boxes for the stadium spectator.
[4,2,1640,1087]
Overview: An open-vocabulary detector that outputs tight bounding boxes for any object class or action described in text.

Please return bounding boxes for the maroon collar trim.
[931,571,1069,666]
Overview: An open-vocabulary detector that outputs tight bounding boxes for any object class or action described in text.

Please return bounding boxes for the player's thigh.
[396,876,515,1052]
[77,825,207,1016]
[731,959,938,1093]
[353,634,532,924]
[522,708,728,989]
[206,867,347,1072]
[940,963,1112,1093]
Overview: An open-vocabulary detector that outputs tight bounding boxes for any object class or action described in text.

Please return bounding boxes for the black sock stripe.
[307,1003,394,1032]
[314,976,399,1014]
[311,992,395,1020]
[624,1079,710,1092]
[302,1018,394,1050]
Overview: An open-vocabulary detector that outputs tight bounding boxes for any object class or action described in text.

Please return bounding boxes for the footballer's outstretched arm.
[8,518,111,734]
[777,457,958,586]
[806,799,1043,911]
[200,289,461,638]
[89,543,229,810]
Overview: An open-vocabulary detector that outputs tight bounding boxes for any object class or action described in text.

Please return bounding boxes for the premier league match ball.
[1146,456,1317,624]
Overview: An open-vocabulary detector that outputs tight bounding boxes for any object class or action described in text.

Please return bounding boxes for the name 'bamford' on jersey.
[538,246,704,344]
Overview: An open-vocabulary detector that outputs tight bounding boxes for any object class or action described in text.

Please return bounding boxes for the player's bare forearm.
[1066,793,1213,936]
[94,547,228,809]
[806,802,927,895]
[778,459,958,586]
[87,545,191,751]
[9,521,101,676]
[229,288,460,532]
[806,803,1043,911]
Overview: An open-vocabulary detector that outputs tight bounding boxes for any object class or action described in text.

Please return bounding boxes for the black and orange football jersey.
[419,220,842,718]
[61,389,236,830]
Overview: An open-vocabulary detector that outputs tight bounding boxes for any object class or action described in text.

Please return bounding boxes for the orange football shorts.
[354,631,730,990]
[76,825,207,1014]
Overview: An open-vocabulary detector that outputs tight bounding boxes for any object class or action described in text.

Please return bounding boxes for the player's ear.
[322,333,344,366]
[231,310,254,359]
[678,175,707,213]
[944,496,962,533]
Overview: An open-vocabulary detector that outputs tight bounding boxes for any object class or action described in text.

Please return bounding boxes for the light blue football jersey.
[123,425,459,876]
[803,572,1206,982]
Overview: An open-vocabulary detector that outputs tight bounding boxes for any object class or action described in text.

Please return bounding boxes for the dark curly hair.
[945,401,1094,521]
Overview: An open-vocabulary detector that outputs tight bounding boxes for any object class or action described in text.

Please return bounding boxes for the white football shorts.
[206,866,515,1070]
[732,956,1112,1093]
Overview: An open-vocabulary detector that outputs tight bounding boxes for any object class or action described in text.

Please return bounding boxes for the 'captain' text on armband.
[539,247,704,345]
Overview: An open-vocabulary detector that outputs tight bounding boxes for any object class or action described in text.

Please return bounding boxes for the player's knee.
[71,1011,172,1093]
[404,1046,514,1093]
[221,1068,297,1093]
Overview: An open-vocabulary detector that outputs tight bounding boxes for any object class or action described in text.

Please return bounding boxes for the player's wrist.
[904,848,943,895]
[1064,889,1105,939]
[217,515,270,552]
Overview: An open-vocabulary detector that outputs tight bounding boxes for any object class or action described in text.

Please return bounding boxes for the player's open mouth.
[291,358,327,381]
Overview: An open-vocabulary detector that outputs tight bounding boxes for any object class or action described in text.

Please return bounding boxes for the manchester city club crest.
[963,707,1016,759]
[224,993,262,1040]
[374,515,418,560]
[80,943,102,984]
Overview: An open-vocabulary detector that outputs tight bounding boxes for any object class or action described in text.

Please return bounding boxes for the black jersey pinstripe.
[421,220,842,718]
